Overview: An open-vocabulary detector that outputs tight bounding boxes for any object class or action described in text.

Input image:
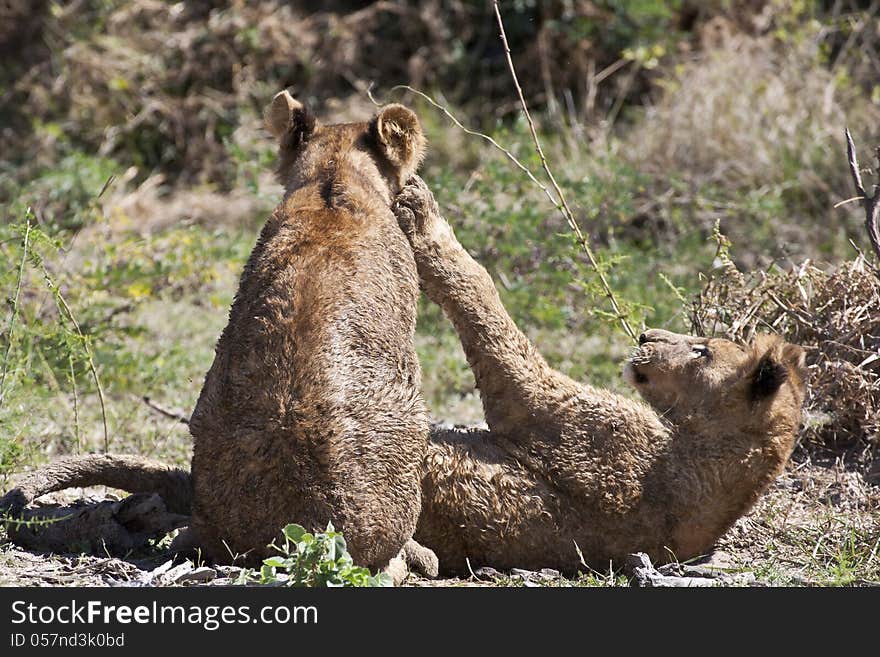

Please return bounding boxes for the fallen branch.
[845,128,880,261]
[624,552,757,588]
[5,493,188,556]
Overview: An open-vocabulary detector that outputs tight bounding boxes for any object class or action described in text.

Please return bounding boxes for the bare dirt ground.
[2,450,877,587]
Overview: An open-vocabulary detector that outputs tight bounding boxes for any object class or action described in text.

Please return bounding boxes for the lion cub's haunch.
[187,92,429,568]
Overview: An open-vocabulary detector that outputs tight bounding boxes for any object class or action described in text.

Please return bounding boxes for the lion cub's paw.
[382,540,440,585]
[392,175,448,247]
[403,539,440,578]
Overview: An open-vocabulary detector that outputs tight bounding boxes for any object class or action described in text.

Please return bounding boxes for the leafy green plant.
[252,523,392,588]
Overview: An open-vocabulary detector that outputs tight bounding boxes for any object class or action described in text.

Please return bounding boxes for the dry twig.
[492,0,637,343]
[367,84,555,200]
[845,128,880,261]
[370,8,639,343]
[141,396,190,426]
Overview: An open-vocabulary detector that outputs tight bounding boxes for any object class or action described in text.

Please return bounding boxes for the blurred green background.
[0,0,877,478]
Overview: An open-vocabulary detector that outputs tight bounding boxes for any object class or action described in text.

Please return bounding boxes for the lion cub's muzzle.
[623,345,654,386]
[624,329,693,386]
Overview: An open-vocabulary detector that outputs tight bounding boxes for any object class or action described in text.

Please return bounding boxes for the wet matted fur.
[183,93,431,569]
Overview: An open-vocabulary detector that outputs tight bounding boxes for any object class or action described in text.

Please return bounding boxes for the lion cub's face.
[264,89,425,202]
[624,328,807,422]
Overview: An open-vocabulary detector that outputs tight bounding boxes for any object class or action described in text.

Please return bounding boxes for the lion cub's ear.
[372,104,426,173]
[264,89,316,146]
[781,343,808,381]
[749,353,789,402]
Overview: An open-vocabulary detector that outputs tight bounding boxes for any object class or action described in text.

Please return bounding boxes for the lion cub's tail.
[0,454,192,516]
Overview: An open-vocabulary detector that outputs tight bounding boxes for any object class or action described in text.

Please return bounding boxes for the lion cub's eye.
[691,344,711,359]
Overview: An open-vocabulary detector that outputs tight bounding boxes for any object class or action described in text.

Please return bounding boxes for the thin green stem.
[68,353,80,455]
[0,217,31,408]
[37,263,110,453]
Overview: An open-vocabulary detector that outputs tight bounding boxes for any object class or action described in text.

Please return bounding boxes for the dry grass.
[620,32,880,260]
[98,172,279,236]
[685,208,880,586]
[5,0,605,188]
[693,252,880,459]
[719,460,880,585]
[628,36,859,189]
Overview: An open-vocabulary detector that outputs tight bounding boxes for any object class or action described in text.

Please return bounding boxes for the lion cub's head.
[264,89,425,203]
[624,328,807,428]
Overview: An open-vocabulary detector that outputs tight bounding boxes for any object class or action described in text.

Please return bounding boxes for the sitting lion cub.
[0,94,433,574]
[393,176,808,574]
[182,93,433,569]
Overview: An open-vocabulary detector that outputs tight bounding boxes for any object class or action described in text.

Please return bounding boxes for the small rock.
[677,564,724,578]
[539,568,560,579]
[510,568,536,579]
[158,562,193,585]
[175,567,217,584]
[625,552,653,571]
[702,550,736,570]
[643,575,718,588]
[206,578,236,587]
[657,562,685,576]
[663,550,743,579]
[149,559,175,577]
[718,572,757,587]
[215,565,245,578]
[474,567,502,579]
[140,559,175,585]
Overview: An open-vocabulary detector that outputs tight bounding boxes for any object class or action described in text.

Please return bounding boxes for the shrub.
[622,31,880,260]
[692,243,880,457]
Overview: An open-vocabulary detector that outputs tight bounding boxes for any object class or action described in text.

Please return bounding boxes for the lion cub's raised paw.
[392,175,450,249]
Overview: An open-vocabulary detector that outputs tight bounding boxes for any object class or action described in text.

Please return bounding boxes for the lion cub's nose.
[640,328,678,345]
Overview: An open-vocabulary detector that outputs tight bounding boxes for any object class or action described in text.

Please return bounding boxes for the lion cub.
[0,95,432,574]
[394,176,807,573]
[185,92,430,569]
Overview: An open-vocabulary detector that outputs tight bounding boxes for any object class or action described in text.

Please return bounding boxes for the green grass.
[749,513,880,586]
[0,124,720,479]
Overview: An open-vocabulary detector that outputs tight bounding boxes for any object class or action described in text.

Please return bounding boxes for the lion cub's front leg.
[393,176,567,435]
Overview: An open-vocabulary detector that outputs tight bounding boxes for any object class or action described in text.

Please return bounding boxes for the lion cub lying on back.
[394,177,808,574]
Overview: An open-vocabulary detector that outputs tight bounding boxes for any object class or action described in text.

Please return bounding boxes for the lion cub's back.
[189,201,427,566]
